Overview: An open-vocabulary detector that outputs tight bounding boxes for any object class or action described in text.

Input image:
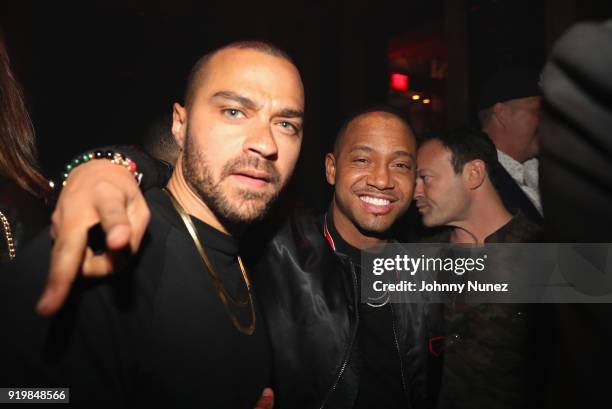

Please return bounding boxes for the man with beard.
[0,41,304,408]
[24,107,442,408]
[413,126,541,409]
[414,126,540,244]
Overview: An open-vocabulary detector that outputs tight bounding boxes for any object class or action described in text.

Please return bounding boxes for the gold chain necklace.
[164,188,256,335]
[0,210,16,260]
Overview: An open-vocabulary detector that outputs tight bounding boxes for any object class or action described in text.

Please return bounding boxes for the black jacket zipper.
[390,303,411,409]
[319,258,360,409]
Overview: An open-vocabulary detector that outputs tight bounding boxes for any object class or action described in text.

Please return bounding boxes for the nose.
[244,123,278,160]
[413,178,424,200]
[367,163,393,190]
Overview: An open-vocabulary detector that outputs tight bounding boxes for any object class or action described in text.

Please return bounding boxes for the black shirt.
[0,187,271,408]
[427,212,542,409]
[325,215,407,409]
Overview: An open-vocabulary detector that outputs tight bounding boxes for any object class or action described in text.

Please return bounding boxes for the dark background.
[1,0,610,211]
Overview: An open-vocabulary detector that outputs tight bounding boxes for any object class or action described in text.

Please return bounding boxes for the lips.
[230,169,273,188]
[415,200,430,213]
[232,169,272,183]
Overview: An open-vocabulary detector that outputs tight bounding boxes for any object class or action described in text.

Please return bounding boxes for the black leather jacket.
[246,210,443,409]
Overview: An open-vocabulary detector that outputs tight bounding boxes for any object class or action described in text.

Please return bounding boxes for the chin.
[240,203,270,220]
[421,216,438,228]
[356,218,393,236]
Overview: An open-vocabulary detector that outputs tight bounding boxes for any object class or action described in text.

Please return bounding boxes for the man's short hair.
[333,105,413,155]
[184,40,295,107]
[420,125,499,176]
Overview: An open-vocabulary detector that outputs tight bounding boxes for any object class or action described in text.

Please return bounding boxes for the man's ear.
[325,153,337,186]
[463,159,486,190]
[492,102,508,129]
[172,103,188,149]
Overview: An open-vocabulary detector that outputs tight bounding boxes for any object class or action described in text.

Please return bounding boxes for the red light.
[390,73,409,91]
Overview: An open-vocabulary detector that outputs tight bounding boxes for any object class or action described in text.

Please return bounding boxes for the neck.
[330,198,387,250]
[449,187,512,244]
[487,130,526,163]
[167,156,231,236]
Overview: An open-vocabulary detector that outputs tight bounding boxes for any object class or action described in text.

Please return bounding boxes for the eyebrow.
[211,91,304,119]
[349,145,375,154]
[394,151,416,160]
[349,145,415,160]
[274,108,304,119]
[211,91,258,110]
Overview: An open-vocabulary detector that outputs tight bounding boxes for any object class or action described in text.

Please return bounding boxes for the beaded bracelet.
[59,150,143,187]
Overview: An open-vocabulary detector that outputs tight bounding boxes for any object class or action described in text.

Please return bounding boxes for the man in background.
[477,70,543,224]
[413,126,541,409]
[414,126,540,244]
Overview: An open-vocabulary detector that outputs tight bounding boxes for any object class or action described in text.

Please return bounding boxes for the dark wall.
[1,0,610,212]
[468,0,547,124]
[1,0,407,211]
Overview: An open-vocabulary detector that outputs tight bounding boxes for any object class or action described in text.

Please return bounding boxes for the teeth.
[360,196,391,206]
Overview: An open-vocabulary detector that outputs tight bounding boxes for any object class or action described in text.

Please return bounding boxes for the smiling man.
[299,108,440,409]
[325,111,415,247]
[0,41,304,408]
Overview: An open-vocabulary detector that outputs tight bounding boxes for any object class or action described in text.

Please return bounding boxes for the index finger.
[36,227,88,317]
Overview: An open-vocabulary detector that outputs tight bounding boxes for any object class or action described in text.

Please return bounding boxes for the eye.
[353,158,368,164]
[394,162,413,171]
[420,175,430,183]
[222,108,245,119]
[277,121,299,135]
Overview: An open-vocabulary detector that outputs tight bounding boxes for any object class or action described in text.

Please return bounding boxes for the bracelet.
[59,150,143,187]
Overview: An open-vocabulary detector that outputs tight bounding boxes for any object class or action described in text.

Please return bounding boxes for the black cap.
[477,68,541,112]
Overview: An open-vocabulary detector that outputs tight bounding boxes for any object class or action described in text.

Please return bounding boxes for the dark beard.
[182,131,281,235]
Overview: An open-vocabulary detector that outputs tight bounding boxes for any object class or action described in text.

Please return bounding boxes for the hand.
[254,388,274,409]
[36,160,150,317]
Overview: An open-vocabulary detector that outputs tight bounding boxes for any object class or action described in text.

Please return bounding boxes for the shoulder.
[0,179,48,225]
[244,207,325,253]
[420,227,452,243]
[505,212,543,243]
[243,207,343,284]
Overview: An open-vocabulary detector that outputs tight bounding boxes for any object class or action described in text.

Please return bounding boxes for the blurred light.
[422,98,431,104]
[390,73,409,91]
[411,94,421,101]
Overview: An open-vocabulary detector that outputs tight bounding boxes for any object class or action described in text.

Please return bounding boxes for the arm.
[37,146,171,316]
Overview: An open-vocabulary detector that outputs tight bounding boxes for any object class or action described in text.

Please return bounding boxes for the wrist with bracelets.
[58,150,143,187]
